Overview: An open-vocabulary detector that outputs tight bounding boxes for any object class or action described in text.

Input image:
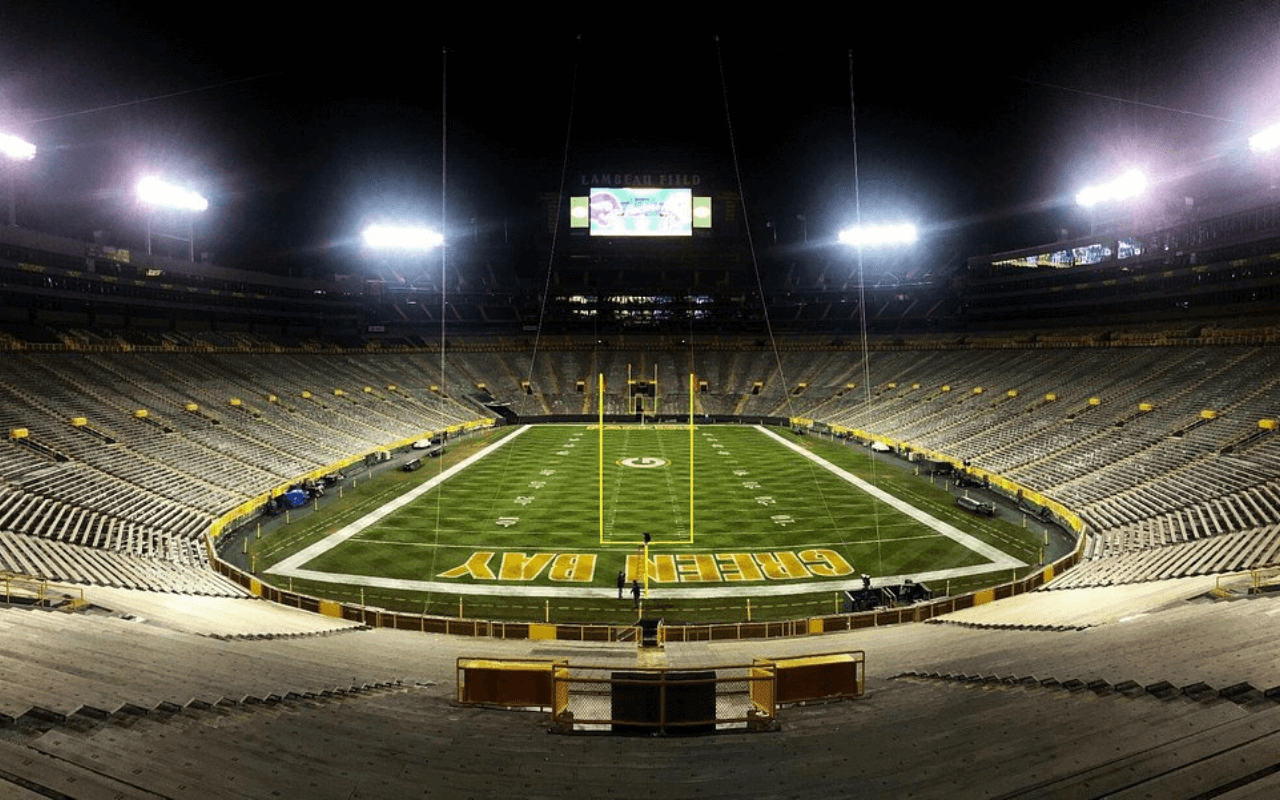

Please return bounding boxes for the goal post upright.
[654,362,659,419]
[598,371,605,545]
[689,371,695,544]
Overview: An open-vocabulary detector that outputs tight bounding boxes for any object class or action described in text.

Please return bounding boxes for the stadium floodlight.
[2,132,36,227]
[1249,122,1280,154]
[361,224,445,250]
[0,132,36,161]
[136,176,209,212]
[1075,169,1146,208]
[838,223,918,248]
[137,177,207,260]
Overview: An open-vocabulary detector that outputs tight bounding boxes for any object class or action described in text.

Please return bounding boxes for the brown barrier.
[457,657,566,708]
[757,651,866,705]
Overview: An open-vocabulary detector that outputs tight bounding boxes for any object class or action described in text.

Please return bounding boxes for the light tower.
[1,131,36,227]
[136,176,209,261]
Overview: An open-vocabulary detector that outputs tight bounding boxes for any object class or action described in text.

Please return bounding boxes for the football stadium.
[4,17,1280,799]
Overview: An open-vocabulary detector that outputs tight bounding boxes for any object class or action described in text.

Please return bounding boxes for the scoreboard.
[571,187,713,236]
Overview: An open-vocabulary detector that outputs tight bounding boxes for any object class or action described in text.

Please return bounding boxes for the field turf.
[258,424,1041,621]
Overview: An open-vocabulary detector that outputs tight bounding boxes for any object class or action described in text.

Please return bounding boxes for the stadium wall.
[207,549,1080,642]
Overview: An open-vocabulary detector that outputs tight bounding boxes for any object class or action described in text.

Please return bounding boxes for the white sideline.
[270,424,1026,598]
[755,426,1025,569]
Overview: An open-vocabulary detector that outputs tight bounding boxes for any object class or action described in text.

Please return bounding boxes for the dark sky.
[2,4,1279,273]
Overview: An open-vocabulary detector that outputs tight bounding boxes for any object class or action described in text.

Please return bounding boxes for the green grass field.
[256,424,1042,623]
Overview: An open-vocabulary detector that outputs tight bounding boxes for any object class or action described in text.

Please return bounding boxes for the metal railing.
[1,571,87,611]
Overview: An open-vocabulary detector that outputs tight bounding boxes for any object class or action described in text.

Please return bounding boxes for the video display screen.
[586,188,692,237]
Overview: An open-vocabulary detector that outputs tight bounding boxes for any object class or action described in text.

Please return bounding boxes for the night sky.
[3,4,1279,276]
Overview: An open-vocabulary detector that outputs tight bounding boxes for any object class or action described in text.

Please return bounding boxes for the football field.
[267,425,1032,611]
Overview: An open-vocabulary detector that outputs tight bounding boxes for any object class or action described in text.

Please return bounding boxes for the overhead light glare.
[362,225,444,250]
[1250,122,1280,154]
[137,176,208,212]
[1075,169,1145,208]
[838,223,918,247]
[0,132,36,161]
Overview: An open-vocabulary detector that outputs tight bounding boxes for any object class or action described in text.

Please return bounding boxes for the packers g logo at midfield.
[618,456,671,468]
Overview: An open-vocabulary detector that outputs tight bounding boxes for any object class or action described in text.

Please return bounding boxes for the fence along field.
[260,424,1039,622]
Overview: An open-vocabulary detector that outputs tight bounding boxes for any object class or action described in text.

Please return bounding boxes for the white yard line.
[270,424,1027,598]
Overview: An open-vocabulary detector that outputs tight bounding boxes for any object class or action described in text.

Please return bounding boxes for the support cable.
[849,49,885,577]
[526,36,582,394]
[716,36,849,562]
[428,48,449,603]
